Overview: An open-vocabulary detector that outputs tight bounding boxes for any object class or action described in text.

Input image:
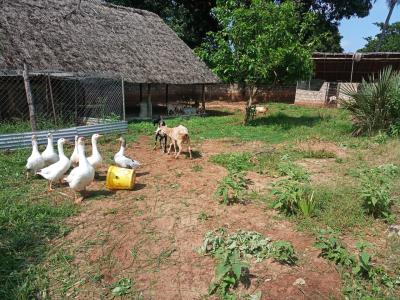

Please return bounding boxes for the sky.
[339,0,400,52]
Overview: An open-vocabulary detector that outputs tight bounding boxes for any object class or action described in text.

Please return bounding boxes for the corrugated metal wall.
[0,121,128,150]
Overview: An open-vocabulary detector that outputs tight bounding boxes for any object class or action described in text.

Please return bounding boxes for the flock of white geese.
[25,133,140,203]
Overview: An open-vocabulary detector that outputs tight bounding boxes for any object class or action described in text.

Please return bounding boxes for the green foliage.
[341,66,400,136]
[359,22,400,52]
[277,161,310,182]
[111,278,132,296]
[215,171,248,205]
[270,241,297,265]
[315,229,356,267]
[209,249,248,300]
[359,164,398,220]
[315,229,400,297]
[198,211,211,221]
[210,152,254,172]
[200,228,296,263]
[198,1,321,86]
[0,149,77,299]
[300,149,336,159]
[271,179,317,217]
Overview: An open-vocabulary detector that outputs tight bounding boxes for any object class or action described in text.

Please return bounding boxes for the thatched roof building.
[0,0,219,84]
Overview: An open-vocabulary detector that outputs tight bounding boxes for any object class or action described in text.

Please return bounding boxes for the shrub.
[277,161,309,182]
[359,164,398,220]
[341,66,400,136]
[215,171,248,205]
[271,179,316,216]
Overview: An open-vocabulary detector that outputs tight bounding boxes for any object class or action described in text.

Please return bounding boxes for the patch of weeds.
[111,278,132,296]
[271,179,317,217]
[210,152,254,172]
[199,228,296,299]
[215,171,248,205]
[198,211,211,221]
[130,247,138,259]
[335,157,344,163]
[277,161,309,182]
[300,149,336,159]
[192,165,203,172]
[170,183,180,189]
[315,229,400,298]
[359,164,398,221]
[134,209,144,216]
[208,249,248,299]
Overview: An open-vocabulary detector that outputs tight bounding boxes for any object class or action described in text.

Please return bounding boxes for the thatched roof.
[313,52,400,82]
[0,0,219,84]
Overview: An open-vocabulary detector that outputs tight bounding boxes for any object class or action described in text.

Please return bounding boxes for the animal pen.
[0,0,219,138]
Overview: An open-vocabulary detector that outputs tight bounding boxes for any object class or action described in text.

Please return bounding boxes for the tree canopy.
[359,22,400,52]
[106,0,374,51]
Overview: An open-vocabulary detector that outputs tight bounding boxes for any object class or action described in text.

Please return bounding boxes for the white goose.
[41,133,59,166]
[114,137,141,169]
[25,135,45,178]
[37,138,71,191]
[87,133,103,170]
[65,137,95,203]
[70,135,79,168]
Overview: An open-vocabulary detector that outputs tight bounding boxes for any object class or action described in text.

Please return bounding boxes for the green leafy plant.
[341,66,400,136]
[215,171,248,205]
[277,161,309,182]
[359,164,398,220]
[315,229,356,267]
[270,241,297,265]
[111,278,132,296]
[198,211,211,221]
[271,179,316,216]
[210,152,254,172]
[209,249,248,299]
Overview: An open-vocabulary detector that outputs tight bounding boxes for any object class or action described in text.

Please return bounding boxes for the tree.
[359,22,400,52]
[197,0,321,124]
[376,0,400,51]
[105,0,218,49]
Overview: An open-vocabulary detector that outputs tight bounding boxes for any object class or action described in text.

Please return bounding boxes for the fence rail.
[0,121,128,150]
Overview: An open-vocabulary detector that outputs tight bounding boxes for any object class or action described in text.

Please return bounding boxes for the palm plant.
[376,0,400,51]
[341,66,400,136]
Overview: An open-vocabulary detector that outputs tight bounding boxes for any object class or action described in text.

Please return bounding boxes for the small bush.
[277,161,309,182]
[215,171,248,205]
[210,152,254,172]
[359,164,398,220]
[270,241,297,265]
[341,66,400,136]
[271,179,316,216]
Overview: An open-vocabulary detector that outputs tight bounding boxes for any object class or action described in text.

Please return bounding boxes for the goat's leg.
[168,140,174,155]
[153,134,159,150]
[175,140,182,159]
[163,136,167,153]
[187,137,192,159]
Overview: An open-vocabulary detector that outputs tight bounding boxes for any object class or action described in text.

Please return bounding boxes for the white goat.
[255,106,268,116]
[158,125,192,159]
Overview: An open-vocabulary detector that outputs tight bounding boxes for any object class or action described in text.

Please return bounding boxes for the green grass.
[128,103,355,144]
[0,149,77,299]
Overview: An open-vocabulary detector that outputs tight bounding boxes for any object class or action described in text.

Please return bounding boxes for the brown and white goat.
[255,106,268,116]
[158,125,192,159]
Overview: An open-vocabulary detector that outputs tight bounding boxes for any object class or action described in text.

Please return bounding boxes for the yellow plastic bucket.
[106,166,136,190]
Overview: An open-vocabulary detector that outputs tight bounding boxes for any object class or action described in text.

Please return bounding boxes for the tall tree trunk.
[244,86,257,125]
[376,1,396,51]
[23,64,37,131]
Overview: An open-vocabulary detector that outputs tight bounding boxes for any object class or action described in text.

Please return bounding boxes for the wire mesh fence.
[0,70,124,133]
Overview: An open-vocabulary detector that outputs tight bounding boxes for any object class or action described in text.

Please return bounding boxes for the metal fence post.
[121,76,126,121]
[22,64,37,131]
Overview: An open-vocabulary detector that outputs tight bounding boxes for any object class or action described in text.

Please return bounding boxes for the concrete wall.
[294,82,329,106]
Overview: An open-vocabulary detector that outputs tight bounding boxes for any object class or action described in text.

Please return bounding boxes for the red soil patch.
[49,137,341,299]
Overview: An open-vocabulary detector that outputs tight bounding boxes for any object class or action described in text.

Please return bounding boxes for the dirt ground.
[50,136,342,299]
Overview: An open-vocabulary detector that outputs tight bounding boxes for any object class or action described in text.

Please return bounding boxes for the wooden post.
[47,74,57,125]
[121,77,126,121]
[201,84,206,110]
[74,79,78,124]
[139,83,143,102]
[147,83,152,118]
[23,64,37,131]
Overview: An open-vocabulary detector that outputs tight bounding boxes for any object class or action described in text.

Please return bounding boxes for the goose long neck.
[118,141,125,155]
[32,139,40,154]
[92,137,99,155]
[78,144,89,166]
[57,142,65,158]
[47,136,53,148]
